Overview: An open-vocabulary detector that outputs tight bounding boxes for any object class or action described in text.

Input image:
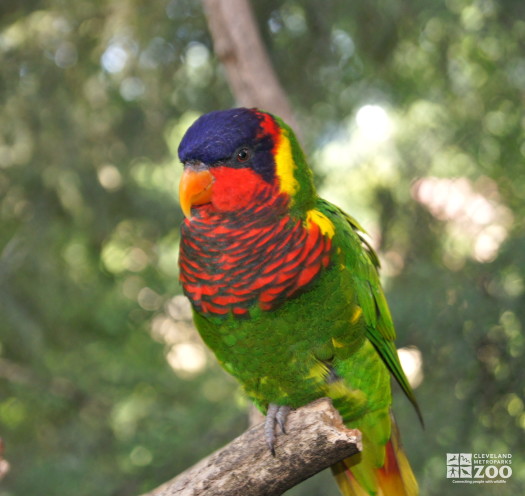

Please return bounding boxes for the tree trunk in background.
[203,0,301,429]
[203,0,300,135]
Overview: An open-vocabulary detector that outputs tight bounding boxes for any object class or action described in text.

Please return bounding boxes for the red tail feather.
[332,421,418,496]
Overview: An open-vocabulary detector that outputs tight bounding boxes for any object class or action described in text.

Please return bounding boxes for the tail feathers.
[332,460,370,496]
[331,422,418,496]
[376,431,418,496]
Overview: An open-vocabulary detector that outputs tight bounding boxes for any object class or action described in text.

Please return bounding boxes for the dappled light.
[150,296,209,378]
[101,40,131,74]
[355,105,393,143]
[397,346,424,390]
[167,342,207,377]
[1,0,524,494]
[412,176,513,265]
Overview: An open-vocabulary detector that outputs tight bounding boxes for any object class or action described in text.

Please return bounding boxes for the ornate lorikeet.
[177,108,421,495]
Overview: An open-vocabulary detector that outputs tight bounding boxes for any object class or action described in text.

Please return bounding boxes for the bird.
[177,107,421,495]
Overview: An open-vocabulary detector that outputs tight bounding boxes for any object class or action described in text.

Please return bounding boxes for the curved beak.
[179,163,214,219]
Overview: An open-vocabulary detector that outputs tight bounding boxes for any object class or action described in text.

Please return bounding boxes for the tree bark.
[202,0,299,134]
[141,398,361,496]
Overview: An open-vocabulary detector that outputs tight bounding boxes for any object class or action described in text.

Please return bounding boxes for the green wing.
[317,198,422,423]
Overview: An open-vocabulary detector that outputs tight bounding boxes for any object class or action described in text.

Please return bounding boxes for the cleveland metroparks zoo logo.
[446,453,512,485]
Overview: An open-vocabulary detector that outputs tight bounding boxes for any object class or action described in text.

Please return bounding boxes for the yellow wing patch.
[307,360,330,381]
[350,306,363,325]
[275,129,299,197]
[307,209,336,238]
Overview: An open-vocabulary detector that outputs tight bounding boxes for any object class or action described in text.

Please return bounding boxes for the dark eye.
[235,147,251,162]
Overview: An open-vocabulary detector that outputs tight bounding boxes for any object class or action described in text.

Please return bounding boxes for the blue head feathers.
[178,108,276,183]
[178,108,263,164]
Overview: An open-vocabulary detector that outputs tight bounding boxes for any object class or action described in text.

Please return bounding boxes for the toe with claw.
[264,403,291,455]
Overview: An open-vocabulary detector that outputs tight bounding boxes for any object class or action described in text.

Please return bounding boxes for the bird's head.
[177,108,315,219]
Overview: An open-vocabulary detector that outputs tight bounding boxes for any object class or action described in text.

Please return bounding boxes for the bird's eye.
[235,147,251,162]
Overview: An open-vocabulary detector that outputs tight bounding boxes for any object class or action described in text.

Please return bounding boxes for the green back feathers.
[318,198,422,424]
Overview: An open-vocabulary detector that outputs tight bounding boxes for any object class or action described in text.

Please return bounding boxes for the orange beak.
[179,164,214,218]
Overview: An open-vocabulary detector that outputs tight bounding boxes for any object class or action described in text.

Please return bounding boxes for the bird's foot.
[264,403,291,456]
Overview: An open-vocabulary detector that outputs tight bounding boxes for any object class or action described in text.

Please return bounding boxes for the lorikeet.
[178,108,421,495]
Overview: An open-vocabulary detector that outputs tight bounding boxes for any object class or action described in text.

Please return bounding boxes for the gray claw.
[276,405,291,434]
[264,403,291,455]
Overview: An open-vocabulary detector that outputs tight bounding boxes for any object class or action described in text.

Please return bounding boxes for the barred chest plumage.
[179,195,333,318]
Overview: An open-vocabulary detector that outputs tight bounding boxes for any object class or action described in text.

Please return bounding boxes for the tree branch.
[141,398,361,496]
[203,0,299,133]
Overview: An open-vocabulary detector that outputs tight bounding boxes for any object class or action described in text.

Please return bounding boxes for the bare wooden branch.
[141,398,361,496]
[203,0,299,133]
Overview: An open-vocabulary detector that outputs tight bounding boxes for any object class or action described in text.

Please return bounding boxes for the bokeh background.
[1,1,524,495]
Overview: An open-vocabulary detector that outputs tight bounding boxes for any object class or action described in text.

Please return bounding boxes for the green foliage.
[1,1,524,495]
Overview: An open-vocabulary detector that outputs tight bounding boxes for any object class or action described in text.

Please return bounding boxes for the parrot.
[177,107,422,495]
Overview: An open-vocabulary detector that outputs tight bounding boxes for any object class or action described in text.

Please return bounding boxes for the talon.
[276,406,291,434]
[265,404,278,455]
[264,403,291,455]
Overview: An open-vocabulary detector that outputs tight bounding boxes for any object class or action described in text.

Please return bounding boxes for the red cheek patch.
[211,166,268,212]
